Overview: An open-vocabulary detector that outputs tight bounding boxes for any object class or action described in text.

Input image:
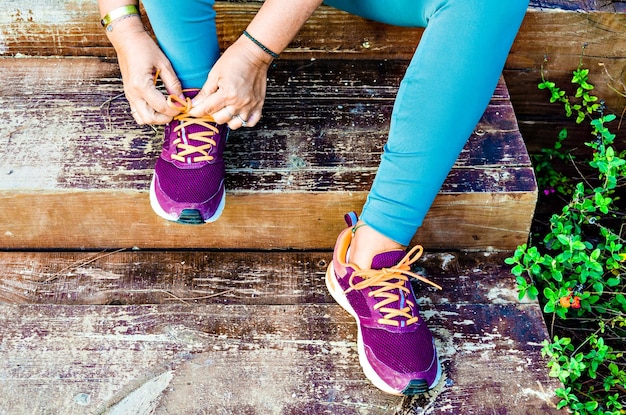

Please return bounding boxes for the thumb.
[188,75,221,118]
[156,63,182,97]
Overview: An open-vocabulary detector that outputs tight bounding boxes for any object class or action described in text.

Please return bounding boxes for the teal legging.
[142,0,529,246]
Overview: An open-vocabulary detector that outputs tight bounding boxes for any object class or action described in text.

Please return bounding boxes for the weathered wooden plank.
[0,57,536,251]
[0,58,526,187]
[1,2,624,59]
[530,0,626,11]
[0,250,522,306]
[4,2,624,136]
[4,2,624,166]
[0,302,563,414]
[506,9,626,114]
[0,190,536,251]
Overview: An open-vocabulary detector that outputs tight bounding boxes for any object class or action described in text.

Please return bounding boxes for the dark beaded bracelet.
[243,30,280,59]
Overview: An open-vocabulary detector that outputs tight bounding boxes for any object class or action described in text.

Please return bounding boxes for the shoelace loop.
[167,94,219,163]
[347,245,442,327]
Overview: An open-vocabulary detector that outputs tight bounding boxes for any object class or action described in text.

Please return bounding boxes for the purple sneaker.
[325,212,442,395]
[150,90,229,224]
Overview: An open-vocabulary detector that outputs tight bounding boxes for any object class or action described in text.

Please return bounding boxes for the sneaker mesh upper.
[155,159,224,203]
[362,323,434,374]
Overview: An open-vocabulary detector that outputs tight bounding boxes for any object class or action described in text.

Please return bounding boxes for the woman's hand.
[187,36,273,130]
[107,17,182,125]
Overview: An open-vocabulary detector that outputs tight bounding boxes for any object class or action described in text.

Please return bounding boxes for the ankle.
[349,221,404,269]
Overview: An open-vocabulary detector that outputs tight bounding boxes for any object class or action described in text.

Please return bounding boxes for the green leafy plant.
[506,59,626,414]
[532,127,575,196]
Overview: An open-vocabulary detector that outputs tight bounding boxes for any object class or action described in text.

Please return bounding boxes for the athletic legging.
[141,0,529,246]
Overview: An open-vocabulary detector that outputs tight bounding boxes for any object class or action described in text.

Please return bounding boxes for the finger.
[131,98,171,125]
[129,106,142,124]
[212,106,236,125]
[143,86,179,120]
[245,111,261,128]
[188,86,223,118]
[227,113,250,130]
[156,64,183,97]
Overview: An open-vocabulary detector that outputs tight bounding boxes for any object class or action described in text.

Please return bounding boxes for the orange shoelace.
[346,245,442,327]
[166,94,220,163]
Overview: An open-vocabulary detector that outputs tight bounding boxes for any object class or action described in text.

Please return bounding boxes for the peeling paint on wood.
[0,301,563,414]
[0,251,524,306]
[0,250,564,413]
[1,1,624,59]
[106,370,174,415]
[0,58,536,250]
[0,251,564,413]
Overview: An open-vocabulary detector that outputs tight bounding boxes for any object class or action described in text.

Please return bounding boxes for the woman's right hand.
[106,16,182,125]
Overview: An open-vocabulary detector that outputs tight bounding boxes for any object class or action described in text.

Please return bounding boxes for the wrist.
[236,35,275,67]
[242,30,280,60]
[100,4,140,31]
[105,14,145,41]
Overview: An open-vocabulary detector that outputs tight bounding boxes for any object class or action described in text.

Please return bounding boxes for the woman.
[98,0,528,395]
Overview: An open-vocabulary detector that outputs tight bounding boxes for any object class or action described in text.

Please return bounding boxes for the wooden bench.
[0,1,587,413]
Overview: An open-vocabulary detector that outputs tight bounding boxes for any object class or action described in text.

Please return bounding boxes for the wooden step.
[0,57,536,250]
[0,250,564,414]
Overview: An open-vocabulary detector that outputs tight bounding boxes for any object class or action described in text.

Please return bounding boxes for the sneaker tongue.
[370,250,405,269]
[370,250,414,320]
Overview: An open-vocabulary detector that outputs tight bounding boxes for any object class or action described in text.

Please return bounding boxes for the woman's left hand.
[187,36,273,129]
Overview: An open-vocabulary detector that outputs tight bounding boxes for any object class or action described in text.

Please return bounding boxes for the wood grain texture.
[0,190,537,251]
[0,250,565,414]
[1,1,624,59]
[0,250,528,306]
[530,0,626,10]
[505,9,626,155]
[0,58,536,251]
[2,1,624,160]
[0,302,563,415]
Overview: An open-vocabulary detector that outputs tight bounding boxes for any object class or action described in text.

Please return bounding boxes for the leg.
[324,1,529,395]
[141,0,220,89]
[325,0,529,266]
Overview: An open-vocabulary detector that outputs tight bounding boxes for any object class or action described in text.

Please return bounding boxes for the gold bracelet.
[100,4,140,32]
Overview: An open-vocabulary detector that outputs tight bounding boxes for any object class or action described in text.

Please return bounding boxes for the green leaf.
[606,277,620,287]
[557,234,570,245]
[606,146,615,160]
[590,248,601,261]
[593,281,604,295]
[556,400,569,410]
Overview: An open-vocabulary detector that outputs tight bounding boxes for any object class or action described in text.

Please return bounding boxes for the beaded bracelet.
[100,4,140,32]
[242,30,280,59]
